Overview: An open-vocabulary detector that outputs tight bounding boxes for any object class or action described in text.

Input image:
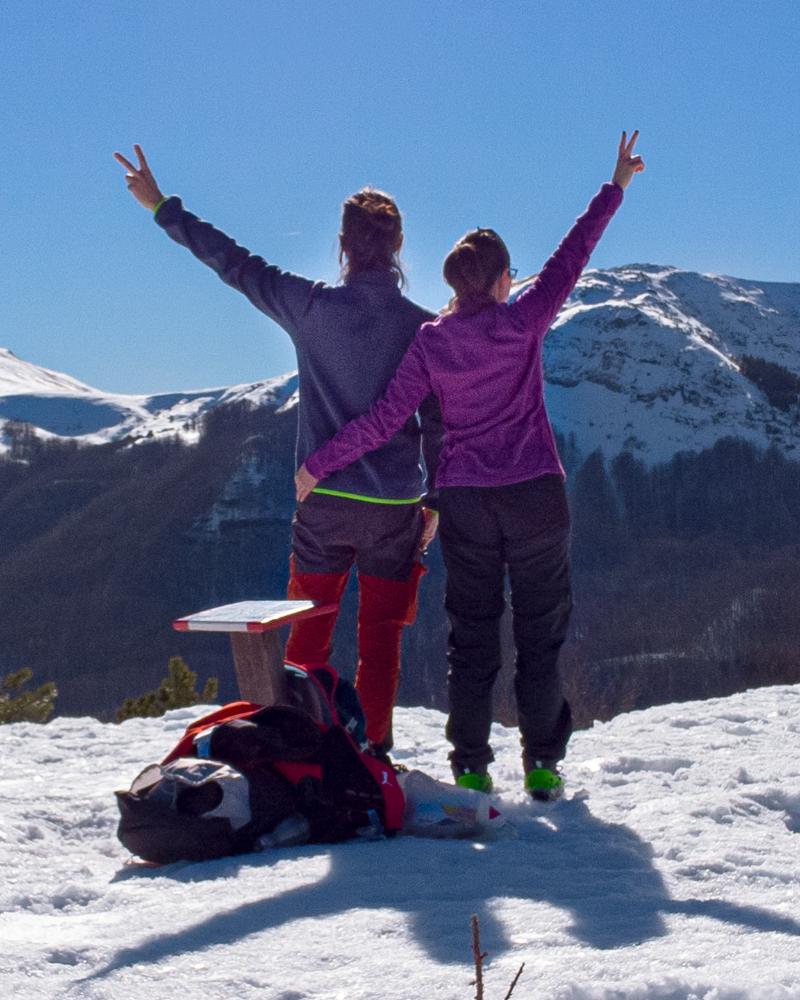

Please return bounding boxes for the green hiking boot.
[455,770,494,794]
[524,763,564,802]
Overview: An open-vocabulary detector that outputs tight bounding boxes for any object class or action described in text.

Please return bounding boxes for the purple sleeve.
[510,182,624,331]
[305,337,433,482]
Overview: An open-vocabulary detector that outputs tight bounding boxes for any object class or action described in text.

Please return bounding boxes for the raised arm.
[296,336,433,501]
[512,131,645,330]
[114,145,315,333]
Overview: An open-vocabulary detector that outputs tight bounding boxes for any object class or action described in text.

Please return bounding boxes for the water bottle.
[398,770,514,839]
[355,808,385,841]
[256,813,311,849]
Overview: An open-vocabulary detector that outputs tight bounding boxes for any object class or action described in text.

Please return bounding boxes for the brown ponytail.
[339,187,405,287]
[443,228,510,314]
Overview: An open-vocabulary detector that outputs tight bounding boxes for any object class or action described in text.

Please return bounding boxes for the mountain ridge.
[2,263,799,463]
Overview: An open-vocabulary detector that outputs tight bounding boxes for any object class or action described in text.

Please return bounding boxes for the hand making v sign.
[113,145,165,212]
[612,130,645,190]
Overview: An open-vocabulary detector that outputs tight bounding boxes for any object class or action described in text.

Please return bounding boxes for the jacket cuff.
[304,454,325,480]
[153,195,182,227]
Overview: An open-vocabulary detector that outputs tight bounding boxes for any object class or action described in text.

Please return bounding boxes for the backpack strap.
[163,701,263,764]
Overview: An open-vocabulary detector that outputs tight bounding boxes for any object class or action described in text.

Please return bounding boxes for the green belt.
[312,487,422,505]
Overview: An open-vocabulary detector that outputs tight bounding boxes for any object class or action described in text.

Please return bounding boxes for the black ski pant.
[438,475,573,775]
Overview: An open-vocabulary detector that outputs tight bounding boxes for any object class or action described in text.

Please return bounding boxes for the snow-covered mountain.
[3,264,799,462]
[2,687,800,999]
[0,347,297,454]
[541,265,800,462]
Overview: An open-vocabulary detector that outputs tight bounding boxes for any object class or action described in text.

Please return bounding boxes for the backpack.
[116,662,405,864]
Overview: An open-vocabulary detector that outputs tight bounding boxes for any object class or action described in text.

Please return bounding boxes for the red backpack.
[116,662,405,864]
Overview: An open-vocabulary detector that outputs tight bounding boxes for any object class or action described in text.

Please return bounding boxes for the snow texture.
[0,347,298,453]
[540,266,800,462]
[2,686,799,999]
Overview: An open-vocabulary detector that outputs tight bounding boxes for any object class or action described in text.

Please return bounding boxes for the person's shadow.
[84,795,800,984]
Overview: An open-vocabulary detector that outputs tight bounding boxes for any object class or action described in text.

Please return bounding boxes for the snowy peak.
[539,265,800,462]
[0,347,298,454]
[3,264,800,463]
[0,347,102,397]
[565,265,797,364]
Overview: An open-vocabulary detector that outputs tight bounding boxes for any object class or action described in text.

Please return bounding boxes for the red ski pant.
[286,493,426,749]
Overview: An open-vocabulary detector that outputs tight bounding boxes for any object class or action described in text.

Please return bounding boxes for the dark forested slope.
[1,405,798,722]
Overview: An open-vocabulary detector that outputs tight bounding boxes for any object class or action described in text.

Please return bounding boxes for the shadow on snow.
[84,797,800,983]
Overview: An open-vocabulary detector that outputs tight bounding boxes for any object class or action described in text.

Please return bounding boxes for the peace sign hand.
[612,130,645,191]
[113,144,165,211]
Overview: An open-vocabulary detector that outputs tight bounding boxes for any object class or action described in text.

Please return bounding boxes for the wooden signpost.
[173,599,336,705]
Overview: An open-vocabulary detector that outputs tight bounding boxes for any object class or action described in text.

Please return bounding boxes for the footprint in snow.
[601,756,694,776]
[740,788,800,834]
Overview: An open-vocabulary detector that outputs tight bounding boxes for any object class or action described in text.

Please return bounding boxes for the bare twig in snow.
[471,914,488,1000]
[503,962,526,999]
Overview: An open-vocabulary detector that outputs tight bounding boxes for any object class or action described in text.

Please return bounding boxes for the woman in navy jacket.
[115,145,441,755]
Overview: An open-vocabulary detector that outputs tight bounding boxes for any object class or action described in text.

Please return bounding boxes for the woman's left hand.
[612,130,645,190]
[295,463,319,502]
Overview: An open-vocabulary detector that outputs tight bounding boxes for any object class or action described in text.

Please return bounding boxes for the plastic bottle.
[398,770,514,839]
[256,813,311,849]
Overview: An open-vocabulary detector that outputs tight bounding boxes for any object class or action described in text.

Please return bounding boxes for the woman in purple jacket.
[296,133,645,800]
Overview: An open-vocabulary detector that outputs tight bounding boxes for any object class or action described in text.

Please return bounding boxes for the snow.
[0,346,298,455]
[2,686,800,999]
[539,265,800,462]
[0,348,101,397]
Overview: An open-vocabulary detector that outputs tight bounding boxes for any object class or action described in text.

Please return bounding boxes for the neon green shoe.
[524,764,564,802]
[455,770,494,794]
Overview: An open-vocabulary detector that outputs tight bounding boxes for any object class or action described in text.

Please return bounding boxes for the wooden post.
[173,599,338,706]
[229,631,287,705]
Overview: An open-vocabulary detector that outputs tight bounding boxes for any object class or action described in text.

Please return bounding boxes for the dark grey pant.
[292,492,423,580]
[438,475,573,774]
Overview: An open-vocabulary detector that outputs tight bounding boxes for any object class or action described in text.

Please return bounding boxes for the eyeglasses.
[508,266,518,279]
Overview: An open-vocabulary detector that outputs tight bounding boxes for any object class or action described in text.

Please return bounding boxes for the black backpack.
[116,663,404,864]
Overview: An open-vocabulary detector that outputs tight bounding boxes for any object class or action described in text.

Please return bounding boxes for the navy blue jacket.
[155,197,441,505]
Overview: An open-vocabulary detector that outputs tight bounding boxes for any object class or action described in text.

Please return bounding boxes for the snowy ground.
[2,686,800,1000]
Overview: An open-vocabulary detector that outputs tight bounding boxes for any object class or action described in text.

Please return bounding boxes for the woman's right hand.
[295,463,320,503]
[113,144,165,211]
[612,131,645,190]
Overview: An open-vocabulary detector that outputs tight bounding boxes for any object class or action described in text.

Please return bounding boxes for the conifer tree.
[116,656,218,722]
[0,668,57,724]
[570,450,624,570]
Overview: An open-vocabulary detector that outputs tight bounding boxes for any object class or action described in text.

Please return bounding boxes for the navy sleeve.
[154,197,316,337]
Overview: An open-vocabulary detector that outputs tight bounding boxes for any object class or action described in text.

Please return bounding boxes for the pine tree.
[570,450,625,570]
[611,451,654,538]
[116,656,218,722]
[0,668,57,724]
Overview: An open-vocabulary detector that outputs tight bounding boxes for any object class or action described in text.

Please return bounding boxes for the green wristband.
[152,197,168,217]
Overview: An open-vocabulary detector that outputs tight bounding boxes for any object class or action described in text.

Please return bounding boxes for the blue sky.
[3,0,798,394]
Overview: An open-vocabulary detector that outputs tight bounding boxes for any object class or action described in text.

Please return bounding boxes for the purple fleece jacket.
[306,183,624,489]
